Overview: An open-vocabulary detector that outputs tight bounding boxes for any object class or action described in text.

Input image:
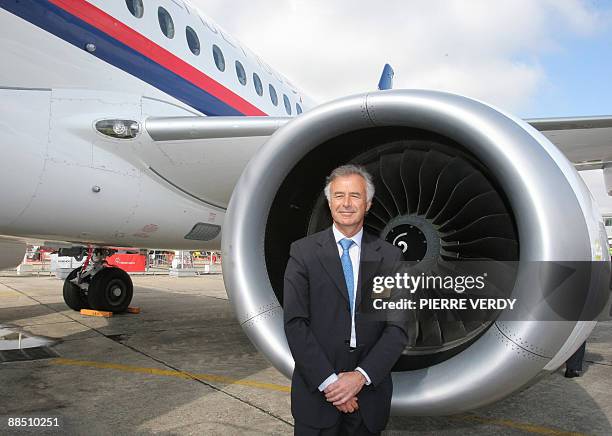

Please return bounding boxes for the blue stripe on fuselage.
[0,0,245,116]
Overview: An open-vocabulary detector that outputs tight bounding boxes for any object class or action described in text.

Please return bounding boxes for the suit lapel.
[356,231,382,311]
[316,228,350,306]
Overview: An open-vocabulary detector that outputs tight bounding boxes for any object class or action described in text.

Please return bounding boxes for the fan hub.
[381,214,440,263]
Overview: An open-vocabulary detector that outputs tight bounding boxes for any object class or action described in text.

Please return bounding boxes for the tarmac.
[0,274,610,435]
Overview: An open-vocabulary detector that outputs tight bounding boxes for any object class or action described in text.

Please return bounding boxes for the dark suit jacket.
[283,227,409,432]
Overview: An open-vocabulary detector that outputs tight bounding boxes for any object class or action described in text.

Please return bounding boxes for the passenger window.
[126,0,144,18]
[158,7,174,39]
[186,27,200,55]
[269,84,278,106]
[283,94,292,115]
[212,45,225,72]
[296,103,302,115]
[235,61,247,85]
[253,73,263,96]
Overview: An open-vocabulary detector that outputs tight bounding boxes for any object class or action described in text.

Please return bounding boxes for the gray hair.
[324,164,375,202]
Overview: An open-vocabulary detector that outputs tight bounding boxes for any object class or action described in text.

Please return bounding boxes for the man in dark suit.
[284,164,409,435]
[565,341,586,378]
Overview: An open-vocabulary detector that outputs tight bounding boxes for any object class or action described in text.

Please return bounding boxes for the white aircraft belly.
[0,88,233,250]
[0,89,49,227]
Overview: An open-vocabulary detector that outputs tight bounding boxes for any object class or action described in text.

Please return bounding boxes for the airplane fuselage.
[0,0,313,250]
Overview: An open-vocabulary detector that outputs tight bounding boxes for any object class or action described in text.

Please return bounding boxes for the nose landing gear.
[61,248,133,313]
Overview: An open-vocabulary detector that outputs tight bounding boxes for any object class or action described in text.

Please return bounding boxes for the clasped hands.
[323,371,366,413]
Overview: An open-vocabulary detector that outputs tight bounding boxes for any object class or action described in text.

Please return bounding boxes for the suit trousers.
[294,409,379,436]
[293,343,381,436]
[566,341,586,371]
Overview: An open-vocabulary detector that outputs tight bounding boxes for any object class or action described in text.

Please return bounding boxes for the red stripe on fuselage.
[48,0,267,116]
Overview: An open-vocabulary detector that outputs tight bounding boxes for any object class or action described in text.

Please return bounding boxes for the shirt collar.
[332,223,363,248]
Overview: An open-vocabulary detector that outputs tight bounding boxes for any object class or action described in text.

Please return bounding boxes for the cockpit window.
[253,73,263,96]
[235,61,247,85]
[269,84,278,106]
[296,103,303,115]
[212,45,225,72]
[186,26,200,55]
[283,94,292,115]
[126,0,144,18]
[158,7,174,39]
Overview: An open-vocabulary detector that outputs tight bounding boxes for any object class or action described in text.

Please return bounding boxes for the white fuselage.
[0,0,314,250]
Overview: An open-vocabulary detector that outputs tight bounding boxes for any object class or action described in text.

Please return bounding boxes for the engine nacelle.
[0,237,26,271]
[222,90,610,415]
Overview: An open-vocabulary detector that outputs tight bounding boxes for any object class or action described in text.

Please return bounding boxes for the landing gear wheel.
[87,267,133,313]
[62,267,89,311]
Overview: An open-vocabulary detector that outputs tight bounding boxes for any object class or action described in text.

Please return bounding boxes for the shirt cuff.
[318,373,339,391]
[355,367,371,385]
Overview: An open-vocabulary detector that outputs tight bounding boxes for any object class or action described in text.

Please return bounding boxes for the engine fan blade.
[400,149,427,214]
[441,214,515,242]
[441,237,519,260]
[438,191,507,232]
[432,172,491,225]
[380,153,408,214]
[425,158,475,219]
[417,151,453,215]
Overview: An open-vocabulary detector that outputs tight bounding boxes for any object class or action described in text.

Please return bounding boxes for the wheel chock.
[127,306,140,314]
[80,309,113,318]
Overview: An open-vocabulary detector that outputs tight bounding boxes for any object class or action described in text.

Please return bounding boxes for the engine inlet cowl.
[222,90,609,415]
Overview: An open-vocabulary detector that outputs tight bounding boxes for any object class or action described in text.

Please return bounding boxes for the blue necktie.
[339,238,355,314]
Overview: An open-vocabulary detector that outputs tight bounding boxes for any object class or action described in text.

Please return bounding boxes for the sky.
[191,0,612,214]
[192,0,612,118]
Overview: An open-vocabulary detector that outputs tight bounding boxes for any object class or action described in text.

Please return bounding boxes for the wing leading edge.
[145,114,612,171]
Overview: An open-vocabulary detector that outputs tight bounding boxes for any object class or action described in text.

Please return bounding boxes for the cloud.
[190,0,606,113]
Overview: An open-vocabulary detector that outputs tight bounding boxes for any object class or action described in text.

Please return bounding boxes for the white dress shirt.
[318,224,371,391]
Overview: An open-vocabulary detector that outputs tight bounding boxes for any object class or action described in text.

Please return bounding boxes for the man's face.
[328,174,371,230]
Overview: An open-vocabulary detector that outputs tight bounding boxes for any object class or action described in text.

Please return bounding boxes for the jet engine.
[222,90,611,414]
[0,237,26,270]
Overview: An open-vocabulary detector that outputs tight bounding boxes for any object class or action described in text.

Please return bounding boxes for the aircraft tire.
[62,267,89,311]
[87,267,133,313]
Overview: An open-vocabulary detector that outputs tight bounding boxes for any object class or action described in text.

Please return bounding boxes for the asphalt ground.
[0,275,610,435]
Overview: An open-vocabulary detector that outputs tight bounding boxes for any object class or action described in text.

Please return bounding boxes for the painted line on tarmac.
[51,358,291,393]
[49,359,587,435]
[452,414,588,436]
